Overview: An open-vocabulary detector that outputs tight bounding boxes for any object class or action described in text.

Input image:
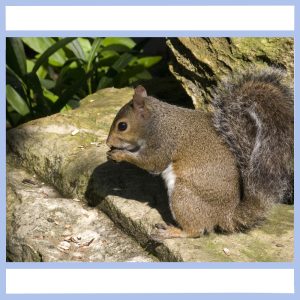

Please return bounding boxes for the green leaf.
[97,76,114,90]
[53,71,87,112]
[6,64,25,86]
[78,38,92,59]
[40,79,56,89]
[86,38,102,73]
[32,37,76,73]
[54,64,86,95]
[61,100,80,112]
[112,53,133,72]
[6,64,29,110]
[6,38,27,77]
[60,104,72,112]
[24,72,53,115]
[98,54,119,68]
[25,72,43,95]
[67,39,86,61]
[6,84,30,116]
[86,38,103,93]
[101,37,136,49]
[26,59,47,78]
[136,56,162,68]
[129,69,152,83]
[22,37,53,54]
[101,50,119,58]
[22,37,68,67]
[43,88,59,103]
[7,110,22,127]
[116,65,144,86]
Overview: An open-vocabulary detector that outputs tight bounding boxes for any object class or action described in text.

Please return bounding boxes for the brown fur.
[106,68,294,240]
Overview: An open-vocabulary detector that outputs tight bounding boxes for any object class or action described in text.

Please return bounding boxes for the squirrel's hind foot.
[150,223,200,242]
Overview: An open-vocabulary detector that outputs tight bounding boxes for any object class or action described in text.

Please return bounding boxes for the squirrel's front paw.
[107,149,127,162]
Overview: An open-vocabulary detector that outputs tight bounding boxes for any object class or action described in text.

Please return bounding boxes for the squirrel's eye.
[118,122,127,131]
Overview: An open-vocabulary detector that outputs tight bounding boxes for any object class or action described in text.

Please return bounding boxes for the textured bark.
[167,38,294,109]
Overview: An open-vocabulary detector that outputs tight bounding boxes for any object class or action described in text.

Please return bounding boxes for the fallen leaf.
[71,129,79,136]
[57,241,71,252]
[223,248,230,256]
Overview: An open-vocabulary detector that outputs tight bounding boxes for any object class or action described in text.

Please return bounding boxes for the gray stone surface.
[7,87,294,262]
[167,38,294,109]
[7,162,156,262]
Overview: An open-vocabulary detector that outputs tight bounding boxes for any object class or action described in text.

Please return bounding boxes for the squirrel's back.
[212,68,294,207]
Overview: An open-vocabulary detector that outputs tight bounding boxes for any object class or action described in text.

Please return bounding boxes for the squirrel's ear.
[132,94,145,111]
[134,85,147,97]
[133,86,149,117]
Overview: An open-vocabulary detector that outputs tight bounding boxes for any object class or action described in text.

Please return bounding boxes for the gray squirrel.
[106,67,294,240]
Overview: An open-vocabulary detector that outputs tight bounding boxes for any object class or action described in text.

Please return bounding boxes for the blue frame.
[1,0,298,299]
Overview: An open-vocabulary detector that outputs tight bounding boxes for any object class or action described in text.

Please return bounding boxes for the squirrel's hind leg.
[150,178,212,241]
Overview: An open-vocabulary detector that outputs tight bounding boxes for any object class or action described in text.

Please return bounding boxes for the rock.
[7,162,156,262]
[7,87,294,262]
[167,38,294,109]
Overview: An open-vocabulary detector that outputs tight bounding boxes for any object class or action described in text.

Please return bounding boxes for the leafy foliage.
[6,37,161,126]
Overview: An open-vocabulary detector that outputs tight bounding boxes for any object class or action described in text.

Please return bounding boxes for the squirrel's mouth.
[109,145,140,153]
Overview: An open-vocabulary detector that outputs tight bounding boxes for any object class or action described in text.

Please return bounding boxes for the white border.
[6,269,294,294]
[6,6,295,31]
[4,4,296,296]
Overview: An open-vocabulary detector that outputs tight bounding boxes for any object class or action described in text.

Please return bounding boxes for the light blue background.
[1,0,298,299]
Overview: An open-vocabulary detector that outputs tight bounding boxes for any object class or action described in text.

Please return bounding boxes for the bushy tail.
[212,67,294,229]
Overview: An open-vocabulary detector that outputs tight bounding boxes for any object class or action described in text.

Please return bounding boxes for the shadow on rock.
[85,160,174,225]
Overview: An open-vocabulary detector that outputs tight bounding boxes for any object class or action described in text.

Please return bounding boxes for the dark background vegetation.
[6,37,169,127]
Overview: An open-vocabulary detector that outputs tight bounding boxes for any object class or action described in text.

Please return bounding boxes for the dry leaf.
[223,247,230,256]
[71,129,79,136]
[57,241,71,252]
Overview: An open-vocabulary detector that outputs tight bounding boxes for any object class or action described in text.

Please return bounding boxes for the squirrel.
[106,67,294,241]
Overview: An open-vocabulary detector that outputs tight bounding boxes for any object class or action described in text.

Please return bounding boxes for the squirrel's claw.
[106,149,125,162]
[150,223,169,242]
[154,223,168,230]
[150,223,169,243]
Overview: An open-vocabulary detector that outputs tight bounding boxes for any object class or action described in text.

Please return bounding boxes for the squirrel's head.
[106,85,151,153]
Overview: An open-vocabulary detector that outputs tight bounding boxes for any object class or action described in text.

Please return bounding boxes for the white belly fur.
[161,163,176,197]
